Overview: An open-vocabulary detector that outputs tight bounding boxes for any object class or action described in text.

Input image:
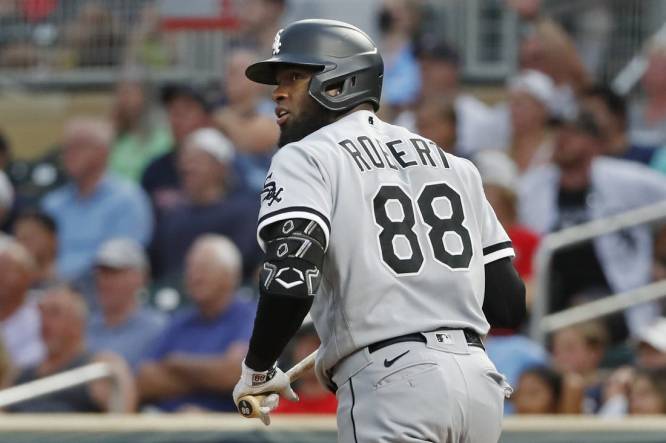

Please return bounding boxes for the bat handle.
[238,394,267,418]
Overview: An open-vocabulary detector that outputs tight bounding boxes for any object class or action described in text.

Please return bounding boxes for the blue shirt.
[143,297,257,412]
[41,174,153,281]
[87,306,166,370]
[486,334,548,415]
[383,43,421,106]
[149,190,261,281]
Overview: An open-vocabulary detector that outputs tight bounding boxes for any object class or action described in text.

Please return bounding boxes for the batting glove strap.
[240,360,278,387]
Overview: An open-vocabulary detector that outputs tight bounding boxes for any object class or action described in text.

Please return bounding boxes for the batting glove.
[233,360,299,425]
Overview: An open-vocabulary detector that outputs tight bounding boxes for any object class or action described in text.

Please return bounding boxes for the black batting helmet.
[245,19,384,112]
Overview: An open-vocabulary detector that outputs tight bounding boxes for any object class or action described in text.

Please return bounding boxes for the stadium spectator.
[551,322,608,385]
[141,83,211,212]
[274,322,336,414]
[634,318,666,370]
[550,321,609,413]
[506,70,556,174]
[109,69,172,182]
[13,210,59,290]
[149,128,260,283]
[235,0,287,54]
[0,236,45,370]
[87,238,165,369]
[124,3,176,69]
[62,2,125,67]
[519,112,666,339]
[376,0,423,114]
[414,97,457,153]
[598,319,666,416]
[7,287,136,413]
[629,40,666,148]
[214,48,276,152]
[582,84,659,165]
[137,235,256,412]
[512,365,563,414]
[518,18,590,120]
[214,48,277,192]
[629,368,666,415]
[41,117,153,284]
[403,36,506,157]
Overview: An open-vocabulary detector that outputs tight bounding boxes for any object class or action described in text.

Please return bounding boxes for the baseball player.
[232,19,526,442]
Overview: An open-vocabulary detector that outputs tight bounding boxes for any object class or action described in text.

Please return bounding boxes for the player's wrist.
[241,359,278,386]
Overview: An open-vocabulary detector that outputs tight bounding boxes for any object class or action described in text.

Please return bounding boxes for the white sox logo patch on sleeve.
[261,173,283,206]
[272,29,284,55]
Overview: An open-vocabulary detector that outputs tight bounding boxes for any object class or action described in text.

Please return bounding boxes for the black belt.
[368,328,484,353]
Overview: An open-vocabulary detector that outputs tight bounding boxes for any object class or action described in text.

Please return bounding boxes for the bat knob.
[238,399,253,417]
[237,395,263,418]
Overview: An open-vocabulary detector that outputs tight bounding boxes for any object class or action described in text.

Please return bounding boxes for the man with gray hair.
[87,238,166,369]
[137,234,256,412]
[41,117,153,284]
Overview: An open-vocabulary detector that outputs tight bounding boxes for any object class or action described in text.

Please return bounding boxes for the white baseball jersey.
[257,110,514,374]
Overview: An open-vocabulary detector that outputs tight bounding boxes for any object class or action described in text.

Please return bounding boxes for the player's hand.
[232,360,299,426]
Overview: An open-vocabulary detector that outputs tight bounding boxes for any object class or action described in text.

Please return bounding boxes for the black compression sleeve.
[482,257,527,329]
[245,293,313,371]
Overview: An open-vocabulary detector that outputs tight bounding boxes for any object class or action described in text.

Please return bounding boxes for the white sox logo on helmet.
[272,29,284,55]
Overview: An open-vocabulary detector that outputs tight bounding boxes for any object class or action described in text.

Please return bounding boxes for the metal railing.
[0,362,125,412]
[528,200,666,344]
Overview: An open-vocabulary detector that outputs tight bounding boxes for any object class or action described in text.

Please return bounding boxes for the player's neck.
[334,103,374,122]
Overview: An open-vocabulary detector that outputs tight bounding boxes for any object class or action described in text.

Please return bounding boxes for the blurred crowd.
[0,0,665,417]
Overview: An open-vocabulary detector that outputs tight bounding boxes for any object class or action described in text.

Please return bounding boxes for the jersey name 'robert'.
[338,135,450,172]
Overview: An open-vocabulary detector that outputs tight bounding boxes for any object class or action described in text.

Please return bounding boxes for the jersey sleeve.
[257,144,332,251]
[460,157,515,265]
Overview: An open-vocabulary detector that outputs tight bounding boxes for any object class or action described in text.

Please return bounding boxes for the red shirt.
[507,225,540,279]
[273,392,337,414]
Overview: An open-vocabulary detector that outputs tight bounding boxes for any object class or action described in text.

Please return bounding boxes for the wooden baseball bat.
[237,349,318,419]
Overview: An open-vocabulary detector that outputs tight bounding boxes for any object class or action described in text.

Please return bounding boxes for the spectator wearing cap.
[396,36,507,157]
[0,236,45,370]
[149,128,261,285]
[87,238,166,369]
[13,210,59,290]
[41,117,153,284]
[634,318,666,370]
[506,69,557,174]
[519,112,666,340]
[137,235,255,412]
[582,84,660,166]
[108,69,172,183]
[141,83,211,213]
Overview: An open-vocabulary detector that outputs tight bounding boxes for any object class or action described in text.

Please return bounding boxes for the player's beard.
[278,98,340,148]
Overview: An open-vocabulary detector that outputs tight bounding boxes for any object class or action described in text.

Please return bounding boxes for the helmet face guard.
[245,19,384,112]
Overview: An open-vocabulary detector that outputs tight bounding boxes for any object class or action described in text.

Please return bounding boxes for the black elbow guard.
[260,218,326,298]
